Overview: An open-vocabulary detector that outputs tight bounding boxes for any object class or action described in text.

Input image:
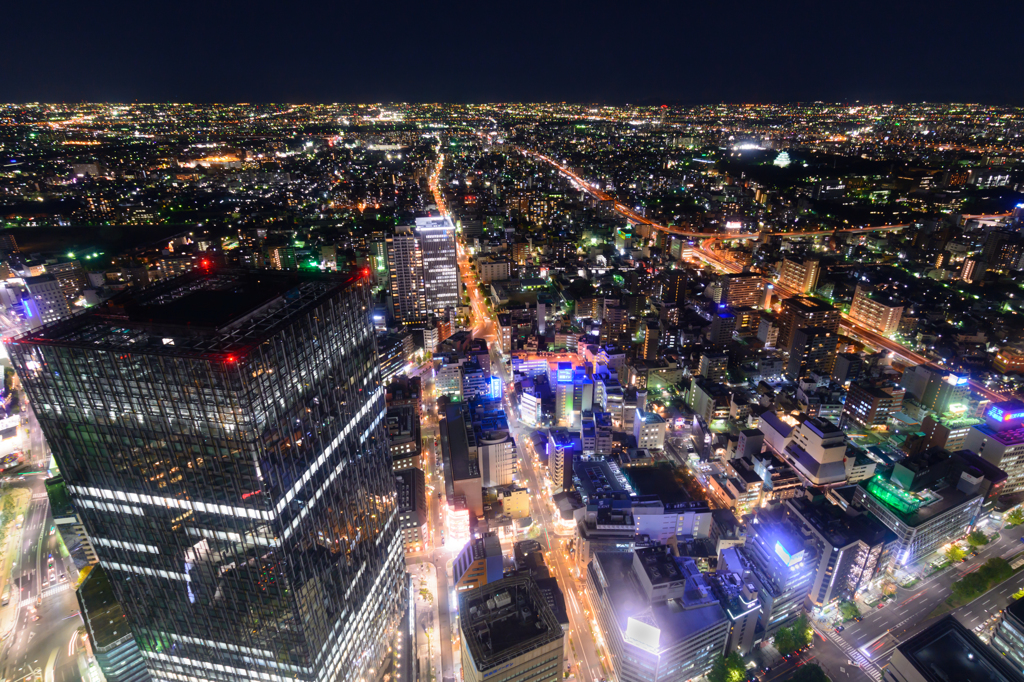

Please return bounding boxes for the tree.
[792,615,813,649]
[1007,508,1024,526]
[707,652,745,682]
[967,530,990,547]
[945,545,967,563]
[774,627,796,655]
[839,600,860,621]
[786,664,829,682]
[881,580,897,597]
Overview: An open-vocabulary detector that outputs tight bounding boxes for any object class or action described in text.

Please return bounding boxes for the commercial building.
[76,566,149,682]
[886,615,1024,682]
[850,284,904,336]
[478,426,517,488]
[634,409,668,451]
[733,506,817,636]
[842,383,907,429]
[782,416,850,486]
[778,258,820,295]
[964,401,1024,495]
[387,404,421,470]
[706,569,761,656]
[853,448,989,567]
[588,548,730,682]
[395,468,428,553]
[900,366,970,416]
[994,347,1024,375]
[458,575,564,682]
[991,596,1024,672]
[440,402,485,516]
[777,296,840,352]
[24,273,72,325]
[453,532,505,591]
[8,269,405,682]
[785,497,892,607]
[416,216,460,316]
[572,504,637,573]
[921,411,982,452]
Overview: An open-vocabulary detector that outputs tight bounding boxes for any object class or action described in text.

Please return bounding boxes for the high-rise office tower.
[776,296,840,351]
[387,225,427,325]
[730,506,816,636]
[387,218,460,326]
[9,270,405,682]
[415,216,460,317]
[964,401,1024,495]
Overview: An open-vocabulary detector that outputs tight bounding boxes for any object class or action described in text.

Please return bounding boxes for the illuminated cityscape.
[2,100,1024,682]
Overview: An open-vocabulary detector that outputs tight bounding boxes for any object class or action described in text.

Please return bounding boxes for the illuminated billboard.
[490,376,503,400]
[774,540,794,566]
[988,405,1024,423]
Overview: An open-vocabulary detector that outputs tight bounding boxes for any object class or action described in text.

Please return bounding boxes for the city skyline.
[1,98,1024,682]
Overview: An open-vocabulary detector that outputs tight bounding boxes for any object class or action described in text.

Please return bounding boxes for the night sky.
[4,0,1022,104]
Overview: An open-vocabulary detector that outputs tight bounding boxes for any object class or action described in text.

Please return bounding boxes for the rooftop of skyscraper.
[13,268,368,358]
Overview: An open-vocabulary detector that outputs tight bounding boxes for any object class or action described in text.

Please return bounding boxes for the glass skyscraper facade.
[415,216,460,317]
[9,269,405,682]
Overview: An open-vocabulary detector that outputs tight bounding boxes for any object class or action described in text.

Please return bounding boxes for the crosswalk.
[18,582,71,607]
[820,628,883,682]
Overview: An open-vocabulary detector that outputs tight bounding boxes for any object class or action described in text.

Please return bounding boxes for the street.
[827,522,1024,678]
[0,476,84,682]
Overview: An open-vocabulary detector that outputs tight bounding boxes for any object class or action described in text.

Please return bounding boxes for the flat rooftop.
[592,552,726,653]
[625,464,696,506]
[459,575,563,672]
[891,615,1023,682]
[13,269,366,358]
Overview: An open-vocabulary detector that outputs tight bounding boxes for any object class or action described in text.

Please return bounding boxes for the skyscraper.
[9,269,405,682]
[415,216,460,317]
[387,218,460,326]
[387,226,427,325]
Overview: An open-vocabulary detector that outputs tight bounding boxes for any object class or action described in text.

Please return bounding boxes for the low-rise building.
[634,408,668,451]
[853,448,990,568]
[589,548,729,682]
[453,532,505,592]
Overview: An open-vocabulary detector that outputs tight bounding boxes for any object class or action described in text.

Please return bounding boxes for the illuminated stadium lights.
[866,474,922,514]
